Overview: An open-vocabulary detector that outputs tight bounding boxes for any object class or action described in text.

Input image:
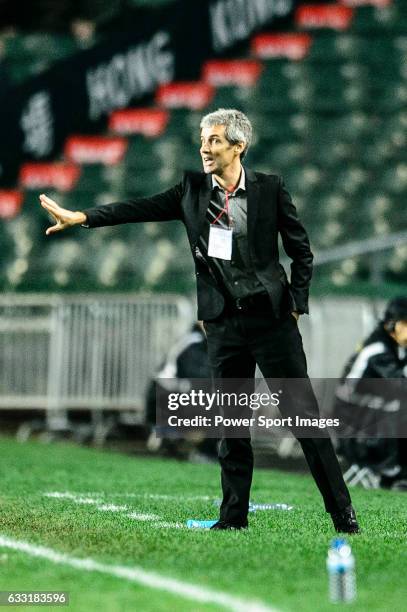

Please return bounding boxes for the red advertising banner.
[1,0,297,186]
[295,4,354,30]
[251,33,313,61]
[0,190,24,219]
[202,60,263,87]
[64,136,128,165]
[19,163,81,191]
[155,82,215,110]
[109,108,170,137]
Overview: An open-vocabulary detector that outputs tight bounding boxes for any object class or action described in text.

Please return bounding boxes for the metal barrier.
[299,297,382,378]
[0,294,193,424]
[0,294,385,429]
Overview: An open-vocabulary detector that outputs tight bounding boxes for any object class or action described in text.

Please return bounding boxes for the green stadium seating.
[2,0,407,291]
[3,33,79,85]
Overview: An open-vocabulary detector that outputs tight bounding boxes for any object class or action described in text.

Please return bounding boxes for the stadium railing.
[0,293,193,428]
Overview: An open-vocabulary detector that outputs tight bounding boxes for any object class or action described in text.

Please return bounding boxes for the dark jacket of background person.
[334,323,407,480]
[145,323,217,460]
[146,323,210,426]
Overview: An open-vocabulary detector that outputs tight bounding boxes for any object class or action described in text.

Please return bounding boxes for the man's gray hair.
[200,108,253,159]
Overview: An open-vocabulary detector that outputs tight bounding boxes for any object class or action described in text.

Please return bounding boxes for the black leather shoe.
[210,521,247,531]
[331,505,360,534]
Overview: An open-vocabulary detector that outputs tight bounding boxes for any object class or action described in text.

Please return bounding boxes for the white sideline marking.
[44,492,174,526]
[43,492,211,529]
[45,493,163,524]
[45,493,129,513]
[126,513,161,521]
[118,493,212,501]
[45,492,212,502]
[97,504,128,512]
[0,535,278,612]
[44,493,103,505]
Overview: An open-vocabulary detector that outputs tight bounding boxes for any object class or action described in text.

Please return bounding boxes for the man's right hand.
[39,194,87,235]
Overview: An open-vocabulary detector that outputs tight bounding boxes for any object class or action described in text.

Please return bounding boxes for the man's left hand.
[291,311,299,321]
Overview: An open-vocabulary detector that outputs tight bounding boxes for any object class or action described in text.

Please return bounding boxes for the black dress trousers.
[204,306,352,527]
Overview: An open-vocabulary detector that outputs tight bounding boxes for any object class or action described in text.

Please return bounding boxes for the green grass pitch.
[0,436,406,612]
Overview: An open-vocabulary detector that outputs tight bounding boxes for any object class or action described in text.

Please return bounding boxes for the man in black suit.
[40,108,359,533]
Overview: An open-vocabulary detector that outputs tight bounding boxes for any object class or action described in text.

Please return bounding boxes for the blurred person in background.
[335,296,407,490]
[39,108,359,534]
[145,321,218,463]
[70,18,96,49]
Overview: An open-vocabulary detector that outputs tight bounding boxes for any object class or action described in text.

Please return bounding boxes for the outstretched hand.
[39,194,86,235]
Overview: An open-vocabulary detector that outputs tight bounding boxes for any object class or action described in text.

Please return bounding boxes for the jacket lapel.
[196,173,212,242]
[195,167,259,245]
[245,167,259,246]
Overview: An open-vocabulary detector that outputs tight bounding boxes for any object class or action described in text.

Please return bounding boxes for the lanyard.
[211,187,234,226]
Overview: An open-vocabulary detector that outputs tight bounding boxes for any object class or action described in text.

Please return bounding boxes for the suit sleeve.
[277,177,313,314]
[82,181,184,228]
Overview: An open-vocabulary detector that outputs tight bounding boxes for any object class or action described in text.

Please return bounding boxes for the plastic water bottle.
[326,539,356,603]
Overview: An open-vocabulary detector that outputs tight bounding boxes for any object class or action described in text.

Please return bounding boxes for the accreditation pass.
[208,226,233,260]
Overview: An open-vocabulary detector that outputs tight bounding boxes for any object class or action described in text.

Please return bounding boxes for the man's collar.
[211,167,246,193]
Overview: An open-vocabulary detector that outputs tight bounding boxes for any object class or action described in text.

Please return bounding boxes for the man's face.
[391,320,407,347]
[200,125,241,175]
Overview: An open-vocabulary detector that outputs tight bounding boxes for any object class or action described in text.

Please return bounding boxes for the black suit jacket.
[83,168,313,321]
